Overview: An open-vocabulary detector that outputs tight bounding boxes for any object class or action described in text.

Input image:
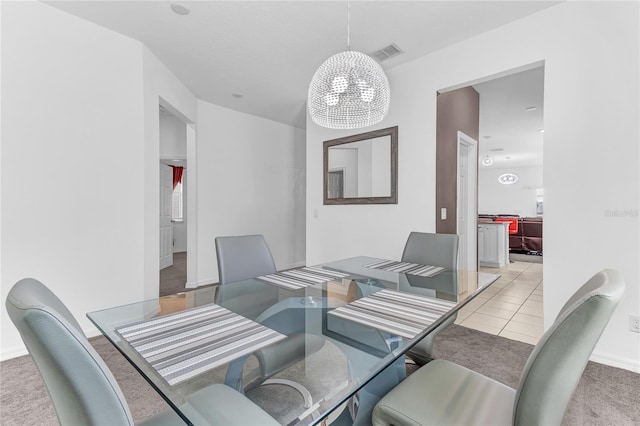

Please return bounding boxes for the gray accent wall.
[436,87,480,234]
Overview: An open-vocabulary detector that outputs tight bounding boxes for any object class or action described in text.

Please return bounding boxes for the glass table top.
[87,256,499,425]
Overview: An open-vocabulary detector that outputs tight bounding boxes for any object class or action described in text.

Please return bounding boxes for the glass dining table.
[87,256,499,425]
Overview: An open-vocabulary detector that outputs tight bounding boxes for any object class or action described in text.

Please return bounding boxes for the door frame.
[456,131,478,271]
[159,163,174,270]
[185,123,197,288]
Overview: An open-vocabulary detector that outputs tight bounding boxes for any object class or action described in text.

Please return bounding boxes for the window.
[172,181,183,222]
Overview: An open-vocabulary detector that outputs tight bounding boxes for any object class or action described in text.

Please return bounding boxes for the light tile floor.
[456,260,544,345]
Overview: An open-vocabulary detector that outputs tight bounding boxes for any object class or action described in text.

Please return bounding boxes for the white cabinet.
[478,223,509,268]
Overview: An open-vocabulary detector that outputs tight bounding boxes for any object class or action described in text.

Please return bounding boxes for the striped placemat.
[257,266,350,290]
[363,259,445,278]
[328,289,456,339]
[116,304,287,386]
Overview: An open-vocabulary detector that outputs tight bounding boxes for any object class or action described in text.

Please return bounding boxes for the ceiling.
[474,66,545,169]
[46,1,558,130]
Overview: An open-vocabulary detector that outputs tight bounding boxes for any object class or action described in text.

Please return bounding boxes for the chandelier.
[307,2,390,129]
[481,155,494,166]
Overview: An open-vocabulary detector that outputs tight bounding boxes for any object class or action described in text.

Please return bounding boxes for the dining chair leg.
[349,356,406,425]
[224,355,251,393]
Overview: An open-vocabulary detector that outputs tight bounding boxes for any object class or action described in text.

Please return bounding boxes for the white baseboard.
[84,327,102,339]
[1,326,103,362]
[185,277,218,289]
[591,350,640,373]
[0,345,28,361]
[186,263,306,289]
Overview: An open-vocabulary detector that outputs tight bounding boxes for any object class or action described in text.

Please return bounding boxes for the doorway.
[159,103,190,295]
[328,169,345,198]
[473,66,544,263]
[445,64,545,346]
[437,65,544,261]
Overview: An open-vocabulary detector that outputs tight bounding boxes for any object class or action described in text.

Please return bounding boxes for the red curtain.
[172,166,184,190]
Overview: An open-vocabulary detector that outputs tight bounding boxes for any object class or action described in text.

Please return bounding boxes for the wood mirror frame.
[323,126,398,205]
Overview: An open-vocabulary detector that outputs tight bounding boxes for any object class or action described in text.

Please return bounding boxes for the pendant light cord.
[346,0,351,51]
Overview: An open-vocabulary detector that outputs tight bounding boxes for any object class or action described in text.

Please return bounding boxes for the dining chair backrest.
[5,278,134,425]
[401,232,459,269]
[215,234,277,285]
[513,268,624,425]
[401,232,459,365]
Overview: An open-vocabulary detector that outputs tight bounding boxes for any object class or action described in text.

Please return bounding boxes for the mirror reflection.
[323,126,398,205]
[327,135,391,198]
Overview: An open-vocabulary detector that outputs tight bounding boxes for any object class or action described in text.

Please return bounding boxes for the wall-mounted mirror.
[324,126,398,205]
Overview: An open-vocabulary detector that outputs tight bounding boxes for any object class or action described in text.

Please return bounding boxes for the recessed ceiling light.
[525,106,537,112]
[232,93,244,99]
[538,129,544,133]
[498,173,519,185]
[170,3,190,15]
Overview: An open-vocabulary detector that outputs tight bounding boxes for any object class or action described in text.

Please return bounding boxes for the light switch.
[313,209,318,218]
[441,208,447,220]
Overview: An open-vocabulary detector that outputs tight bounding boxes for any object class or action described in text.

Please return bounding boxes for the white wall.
[159,114,187,159]
[1,2,306,359]
[0,2,198,359]
[355,141,372,196]
[328,138,391,198]
[195,100,306,286]
[141,47,197,299]
[479,165,543,217]
[371,136,391,197]
[1,2,146,358]
[307,2,639,371]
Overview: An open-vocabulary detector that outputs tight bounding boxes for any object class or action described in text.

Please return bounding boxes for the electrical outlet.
[630,315,640,333]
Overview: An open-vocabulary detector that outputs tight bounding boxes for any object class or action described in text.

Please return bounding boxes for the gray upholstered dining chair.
[372,268,625,426]
[402,232,459,365]
[5,278,279,426]
[215,234,324,412]
[215,234,278,286]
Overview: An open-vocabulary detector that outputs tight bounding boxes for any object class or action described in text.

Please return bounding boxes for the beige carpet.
[2,325,639,425]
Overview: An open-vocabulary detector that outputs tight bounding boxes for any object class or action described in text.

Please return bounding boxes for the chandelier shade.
[308,50,390,129]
